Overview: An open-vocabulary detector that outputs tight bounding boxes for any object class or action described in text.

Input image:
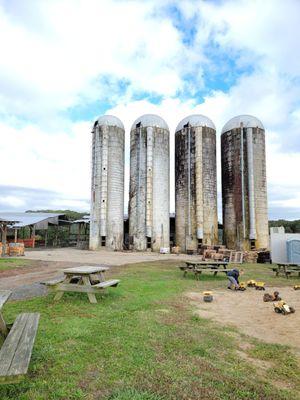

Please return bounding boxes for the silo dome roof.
[96,115,124,130]
[221,115,264,134]
[176,114,216,132]
[131,114,169,131]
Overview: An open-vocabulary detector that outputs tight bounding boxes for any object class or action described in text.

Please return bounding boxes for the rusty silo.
[89,115,125,251]
[175,115,218,252]
[221,115,268,251]
[129,114,170,252]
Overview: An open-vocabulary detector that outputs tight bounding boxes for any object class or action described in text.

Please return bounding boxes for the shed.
[0,212,66,247]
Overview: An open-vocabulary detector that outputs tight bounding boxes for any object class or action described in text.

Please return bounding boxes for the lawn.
[0,261,299,400]
[0,258,30,272]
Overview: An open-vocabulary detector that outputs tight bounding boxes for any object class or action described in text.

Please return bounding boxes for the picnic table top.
[0,290,11,310]
[186,261,228,266]
[277,263,300,267]
[62,266,110,275]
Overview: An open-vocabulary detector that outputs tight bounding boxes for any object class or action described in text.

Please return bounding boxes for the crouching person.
[227,268,244,290]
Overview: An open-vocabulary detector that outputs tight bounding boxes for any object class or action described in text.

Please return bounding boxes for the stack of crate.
[243,251,258,263]
[0,242,9,256]
[8,243,25,256]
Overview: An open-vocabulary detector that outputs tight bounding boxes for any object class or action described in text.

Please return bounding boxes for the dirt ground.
[187,286,300,350]
[0,260,84,290]
[24,247,189,265]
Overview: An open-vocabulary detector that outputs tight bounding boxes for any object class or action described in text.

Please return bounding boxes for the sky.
[0,0,299,221]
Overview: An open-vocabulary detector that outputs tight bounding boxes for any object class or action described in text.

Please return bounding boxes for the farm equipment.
[203,291,213,302]
[247,280,257,287]
[255,281,265,291]
[294,285,300,291]
[273,301,295,315]
[263,291,281,302]
[238,282,247,291]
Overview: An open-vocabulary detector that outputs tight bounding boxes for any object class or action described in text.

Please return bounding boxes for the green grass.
[0,258,30,271]
[0,261,299,400]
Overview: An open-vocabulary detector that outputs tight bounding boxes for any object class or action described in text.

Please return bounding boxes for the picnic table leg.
[54,291,64,301]
[0,313,8,336]
[197,271,202,280]
[83,276,97,304]
[92,272,105,283]
[283,266,288,279]
[54,276,72,301]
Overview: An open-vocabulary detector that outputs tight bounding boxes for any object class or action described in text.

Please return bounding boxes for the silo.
[89,115,125,251]
[129,114,170,252]
[175,115,218,252]
[221,115,268,251]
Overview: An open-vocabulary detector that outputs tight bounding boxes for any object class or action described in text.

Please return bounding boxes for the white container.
[160,247,170,254]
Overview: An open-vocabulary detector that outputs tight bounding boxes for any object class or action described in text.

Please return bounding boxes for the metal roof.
[0,212,64,228]
[95,115,124,130]
[72,218,90,224]
[0,217,20,224]
[176,114,216,132]
[131,114,169,131]
[222,115,264,134]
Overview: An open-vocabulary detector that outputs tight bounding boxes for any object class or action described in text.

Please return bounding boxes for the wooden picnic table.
[0,290,11,336]
[45,265,120,304]
[271,263,300,278]
[179,261,230,279]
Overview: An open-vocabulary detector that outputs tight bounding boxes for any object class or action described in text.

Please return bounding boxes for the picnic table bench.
[42,265,120,303]
[271,263,300,278]
[179,261,230,279]
[0,290,40,384]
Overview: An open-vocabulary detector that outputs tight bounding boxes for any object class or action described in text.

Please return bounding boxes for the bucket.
[203,291,213,302]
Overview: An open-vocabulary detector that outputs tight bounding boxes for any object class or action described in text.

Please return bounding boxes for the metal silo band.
[240,123,246,240]
[247,127,256,240]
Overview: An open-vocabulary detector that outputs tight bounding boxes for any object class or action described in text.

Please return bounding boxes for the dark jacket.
[227,269,240,283]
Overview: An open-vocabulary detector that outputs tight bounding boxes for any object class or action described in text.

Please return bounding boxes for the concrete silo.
[89,115,125,251]
[221,115,268,251]
[175,115,218,252]
[129,114,170,252]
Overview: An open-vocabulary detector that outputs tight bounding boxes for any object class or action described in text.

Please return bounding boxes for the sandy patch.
[187,286,300,349]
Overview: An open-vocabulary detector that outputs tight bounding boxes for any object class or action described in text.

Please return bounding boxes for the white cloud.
[198,0,300,76]
[0,195,25,208]
[0,0,299,220]
[0,0,202,120]
[0,120,91,201]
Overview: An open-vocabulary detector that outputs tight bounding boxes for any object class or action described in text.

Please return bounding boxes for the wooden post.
[1,224,7,257]
[31,225,36,248]
[55,225,59,247]
[14,229,18,243]
[68,224,71,246]
[45,230,48,247]
[77,223,81,245]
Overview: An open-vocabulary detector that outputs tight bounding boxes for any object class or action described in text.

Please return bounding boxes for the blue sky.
[0,0,299,220]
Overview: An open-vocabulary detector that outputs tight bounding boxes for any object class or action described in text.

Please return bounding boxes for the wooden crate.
[8,243,25,256]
